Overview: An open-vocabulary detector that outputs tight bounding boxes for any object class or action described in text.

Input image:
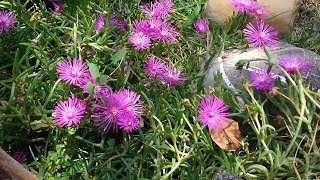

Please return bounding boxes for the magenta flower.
[151,23,179,43]
[117,20,127,30]
[144,55,165,77]
[77,73,113,100]
[108,13,117,28]
[278,56,310,73]
[194,19,209,33]
[140,0,174,19]
[230,0,256,13]
[0,10,16,34]
[158,65,187,86]
[13,151,27,165]
[56,58,91,86]
[197,95,230,131]
[92,89,143,132]
[250,68,277,90]
[115,89,143,116]
[94,13,105,32]
[128,31,152,50]
[53,0,64,14]
[147,18,165,36]
[94,83,113,100]
[78,72,94,92]
[117,112,140,132]
[243,21,278,48]
[53,94,87,127]
[92,93,123,132]
[131,19,151,34]
[250,5,268,19]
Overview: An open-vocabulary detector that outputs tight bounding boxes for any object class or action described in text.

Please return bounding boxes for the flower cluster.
[249,56,310,90]
[140,0,174,19]
[128,0,179,50]
[144,55,187,86]
[197,95,230,131]
[231,0,278,48]
[55,58,143,132]
[56,58,113,100]
[230,0,268,19]
[0,10,17,34]
[92,89,143,133]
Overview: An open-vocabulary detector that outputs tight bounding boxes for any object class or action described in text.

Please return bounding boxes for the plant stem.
[283,79,306,158]
[160,154,190,180]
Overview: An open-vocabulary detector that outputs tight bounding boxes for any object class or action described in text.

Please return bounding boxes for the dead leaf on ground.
[210,119,242,151]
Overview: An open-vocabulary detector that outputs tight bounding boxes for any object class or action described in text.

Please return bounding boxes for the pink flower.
[53,0,64,14]
[53,94,87,127]
[92,89,143,132]
[151,22,179,43]
[108,13,117,28]
[278,56,310,73]
[131,19,151,34]
[158,65,187,86]
[140,0,174,19]
[94,13,105,32]
[92,93,123,132]
[0,10,16,34]
[147,18,165,36]
[117,112,140,132]
[197,95,230,131]
[128,31,152,50]
[94,83,113,100]
[230,0,256,13]
[144,55,165,77]
[13,151,27,165]
[115,89,143,116]
[243,21,278,48]
[194,19,209,33]
[77,73,113,100]
[250,68,277,90]
[56,58,91,86]
[250,5,269,19]
[117,20,127,30]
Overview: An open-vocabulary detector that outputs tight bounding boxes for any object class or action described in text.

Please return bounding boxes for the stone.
[204,0,302,36]
[203,42,320,93]
[213,169,242,180]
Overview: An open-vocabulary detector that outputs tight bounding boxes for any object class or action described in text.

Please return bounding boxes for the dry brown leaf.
[210,119,242,151]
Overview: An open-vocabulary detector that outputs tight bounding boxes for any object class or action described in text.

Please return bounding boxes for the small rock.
[213,169,242,180]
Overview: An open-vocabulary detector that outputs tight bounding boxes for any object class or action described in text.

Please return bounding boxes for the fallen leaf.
[210,119,242,151]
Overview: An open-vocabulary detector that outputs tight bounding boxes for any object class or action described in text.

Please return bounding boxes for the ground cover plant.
[0,0,320,179]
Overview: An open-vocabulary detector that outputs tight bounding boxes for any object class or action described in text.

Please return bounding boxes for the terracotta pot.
[204,0,302,36]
